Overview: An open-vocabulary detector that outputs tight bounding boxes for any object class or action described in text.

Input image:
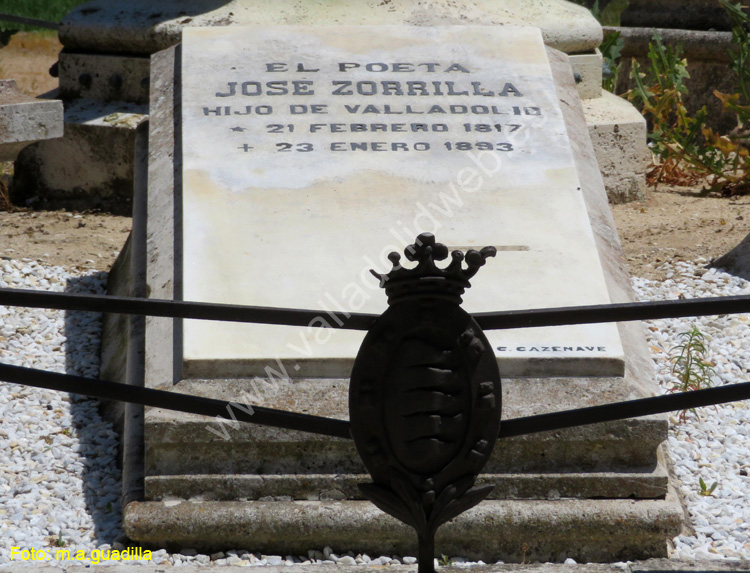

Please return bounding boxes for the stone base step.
[145,377,667,478]
[124,491,684,562]
[144,464,669,502]
[12,97,147,215]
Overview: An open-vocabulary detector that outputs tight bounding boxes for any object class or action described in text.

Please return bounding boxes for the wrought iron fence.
[2,285,750,439]
[2,242,750,571]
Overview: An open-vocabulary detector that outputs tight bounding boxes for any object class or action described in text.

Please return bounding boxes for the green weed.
[699,477,719,496]
[625,1,750,194]
[600,30,624,93]
[668,326,716,422]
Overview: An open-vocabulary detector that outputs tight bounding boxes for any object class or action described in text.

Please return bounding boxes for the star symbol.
[231,126,246,132]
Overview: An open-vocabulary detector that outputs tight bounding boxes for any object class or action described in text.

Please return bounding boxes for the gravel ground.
[632,260,750,561]
[0,257,749,566]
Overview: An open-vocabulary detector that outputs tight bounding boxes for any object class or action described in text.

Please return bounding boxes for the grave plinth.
[0,80,62,163]
[108,25,683,560]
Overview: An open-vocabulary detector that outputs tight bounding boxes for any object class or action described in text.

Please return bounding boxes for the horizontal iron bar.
[0,13,58,29]
[474,294,750,330]
[0,363,351,440]
[2,288,750,330]
[0,288,376,330]
[498,380,750,438]
[2,360,749,441]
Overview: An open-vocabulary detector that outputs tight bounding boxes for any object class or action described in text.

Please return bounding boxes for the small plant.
[668,326,716,422]
[626,1,750,194]
[600,30,624,93]
[56,532,65,547]
[699,477,718,496]
[521,542,530,565]
[628,34,710,186]
[438,554,451,566]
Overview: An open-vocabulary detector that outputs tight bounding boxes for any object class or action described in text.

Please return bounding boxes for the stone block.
[582,91,649,204]
[58,52,151,105]
[621,0,737,31]
[144,449,671,502]
[569,51,603,101]
[0,80,62,162]
[12,98,147,214]
[124,489,684,561]
[142,377,667,478]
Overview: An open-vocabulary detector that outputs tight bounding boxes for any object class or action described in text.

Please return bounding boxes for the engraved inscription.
[194,59,545,157]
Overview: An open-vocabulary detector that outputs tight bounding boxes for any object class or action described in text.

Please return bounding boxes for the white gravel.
[632,259,750,561]
[0,256,749,566]
[0,259,122,563]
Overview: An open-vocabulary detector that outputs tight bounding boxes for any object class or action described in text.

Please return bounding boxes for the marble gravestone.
[179,26,623,379]
[113,24,683,560]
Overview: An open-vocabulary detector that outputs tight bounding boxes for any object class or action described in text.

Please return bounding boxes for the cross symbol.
[238,144,254,152]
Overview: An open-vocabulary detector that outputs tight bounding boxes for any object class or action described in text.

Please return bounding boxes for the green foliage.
[699,477,719,496]
[567,0,628,26]
[720,0,750,106]
[438,555,451,566]
[670,326,715,392]
[668,326,715,422]
[600,30,624,93]
[0,0,88,32]
[627,11,750,194]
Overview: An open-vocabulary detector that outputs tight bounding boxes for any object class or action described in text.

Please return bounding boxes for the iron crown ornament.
[349,233,501,573]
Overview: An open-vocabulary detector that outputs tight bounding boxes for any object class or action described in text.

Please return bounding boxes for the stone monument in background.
[10,0,649,211]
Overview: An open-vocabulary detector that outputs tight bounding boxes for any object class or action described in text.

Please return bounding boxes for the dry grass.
[0,161,14,212]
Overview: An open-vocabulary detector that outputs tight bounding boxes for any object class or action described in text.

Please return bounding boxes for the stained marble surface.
[180,26,624,378]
